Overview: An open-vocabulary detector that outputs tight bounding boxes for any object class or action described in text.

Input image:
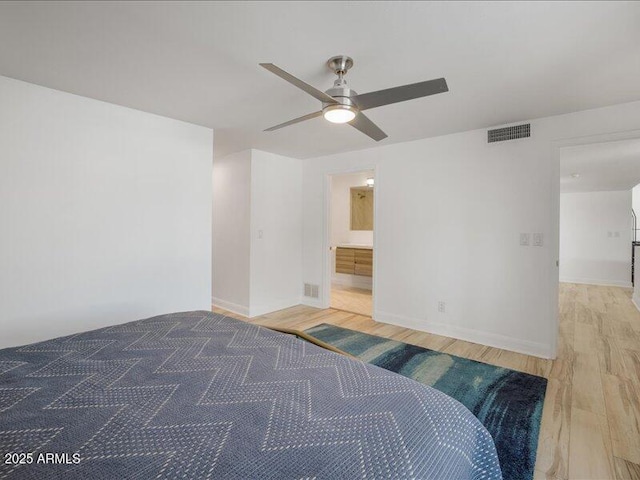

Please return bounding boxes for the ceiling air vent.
[487,123,530,143]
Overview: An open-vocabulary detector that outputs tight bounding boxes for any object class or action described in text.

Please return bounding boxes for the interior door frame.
[551,128,640,357]
[322,165,379,317]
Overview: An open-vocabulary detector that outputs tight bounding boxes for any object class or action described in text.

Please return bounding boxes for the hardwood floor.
[330,284,372,316]
[213,283,640,480]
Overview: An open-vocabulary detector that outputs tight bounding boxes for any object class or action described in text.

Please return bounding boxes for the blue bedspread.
[0,311,502,479]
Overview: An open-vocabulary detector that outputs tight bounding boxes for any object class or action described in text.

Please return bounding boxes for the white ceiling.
[560,138,640,193]
[0,1,639,159]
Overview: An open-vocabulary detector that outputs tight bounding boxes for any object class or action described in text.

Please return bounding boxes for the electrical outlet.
[520,233,530,246]
[438,301,446,313]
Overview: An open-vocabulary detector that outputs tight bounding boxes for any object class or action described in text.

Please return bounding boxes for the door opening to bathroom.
[328,170,374,317]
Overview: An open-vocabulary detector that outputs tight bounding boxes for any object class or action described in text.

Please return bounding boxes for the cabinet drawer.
[335,247,355,274]
[354,249,372,264]
[354,263,372,276]
[354,249,373,277]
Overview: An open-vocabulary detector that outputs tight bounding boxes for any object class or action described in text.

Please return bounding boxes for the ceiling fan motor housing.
[324,55,357,110]
[324,55,358,116]
[323,85,358,109]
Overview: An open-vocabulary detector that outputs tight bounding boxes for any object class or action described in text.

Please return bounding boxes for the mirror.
[350,187,374,230]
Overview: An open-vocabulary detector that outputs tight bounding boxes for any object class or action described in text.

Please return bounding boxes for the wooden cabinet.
[354,249,373,276]
[335,247,373,277]
[336,247,356,274]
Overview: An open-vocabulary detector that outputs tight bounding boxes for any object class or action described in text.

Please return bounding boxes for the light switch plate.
[533,233,543,247]
[520,233,530,246]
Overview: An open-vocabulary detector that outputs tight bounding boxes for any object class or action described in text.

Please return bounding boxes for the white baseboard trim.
[211,297,249,317]
[300,297,325,309]
[559,277,632,288]
[249,297,301,318]
[375,310,554,359]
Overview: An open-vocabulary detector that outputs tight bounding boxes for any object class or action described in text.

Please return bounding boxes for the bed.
[0,311,501,479]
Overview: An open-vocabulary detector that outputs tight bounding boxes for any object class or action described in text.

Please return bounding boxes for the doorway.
[328,170,374,316]
[558,138,640,289]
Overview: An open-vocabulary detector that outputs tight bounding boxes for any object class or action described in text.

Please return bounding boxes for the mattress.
[0,311,501,479]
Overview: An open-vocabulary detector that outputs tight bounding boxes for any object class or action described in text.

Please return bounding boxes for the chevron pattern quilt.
[0,311,502,479]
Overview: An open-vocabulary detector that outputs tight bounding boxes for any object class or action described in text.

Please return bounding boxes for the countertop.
[336,244,373,250]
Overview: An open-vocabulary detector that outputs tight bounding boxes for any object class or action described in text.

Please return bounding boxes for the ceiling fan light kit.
[260,55,448,141]
[323,104,357,123]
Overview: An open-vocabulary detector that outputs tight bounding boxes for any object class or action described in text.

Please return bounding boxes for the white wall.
[628,185,639,310]
[250,150,302,316]
[0,76,213,348]
[302,100,640,359]
[633,184,640,221]
[212,150,251,315]
[634,246,640,310]
[560,191,632,287]
[330,171,374,289]
[212,149,302,317]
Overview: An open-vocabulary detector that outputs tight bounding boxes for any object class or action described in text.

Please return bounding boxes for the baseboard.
[211,297,249,317]
[249,297,301,318]
[375,310,554,359]
[559,277,632,288]
[300,297,325,309]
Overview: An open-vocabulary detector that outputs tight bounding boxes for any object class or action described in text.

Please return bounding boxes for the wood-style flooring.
[330,284,372,316]
[213,283,640,480]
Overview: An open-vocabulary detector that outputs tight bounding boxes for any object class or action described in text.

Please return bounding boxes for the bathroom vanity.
[335,245,373,277]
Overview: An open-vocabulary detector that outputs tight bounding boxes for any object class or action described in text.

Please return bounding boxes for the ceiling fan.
[260,55,448,142]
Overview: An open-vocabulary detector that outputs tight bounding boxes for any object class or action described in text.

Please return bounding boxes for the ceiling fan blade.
[349,112,388,142]
[260,63,338,105]
[352,77,448,111]
[264,111,323,132]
